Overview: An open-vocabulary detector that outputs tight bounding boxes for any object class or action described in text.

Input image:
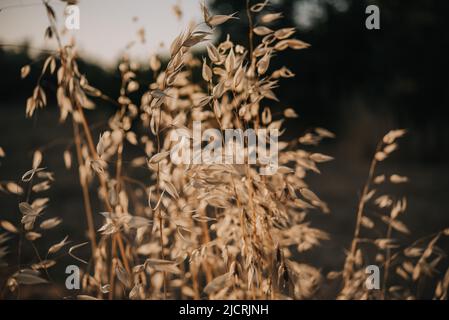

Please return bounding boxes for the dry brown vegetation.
[0,0,448,300]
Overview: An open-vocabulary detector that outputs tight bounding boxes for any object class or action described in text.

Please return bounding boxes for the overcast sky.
[0,0,204,67]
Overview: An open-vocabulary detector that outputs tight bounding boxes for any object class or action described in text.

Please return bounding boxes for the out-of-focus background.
[1,0,448,298]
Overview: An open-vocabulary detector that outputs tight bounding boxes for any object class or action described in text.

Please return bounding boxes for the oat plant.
[0,0,448,300]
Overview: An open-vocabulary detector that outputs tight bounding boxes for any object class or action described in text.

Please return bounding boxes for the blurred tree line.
[1,0,448,162]
[0,42,117,102]
[209,0,449,162]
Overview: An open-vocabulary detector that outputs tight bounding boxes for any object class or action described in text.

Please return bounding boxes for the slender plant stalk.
[382,223,393,299]
[108,236,117,300]
[246,0,254,60]
[343,142,381,284]
[72,119,98,257]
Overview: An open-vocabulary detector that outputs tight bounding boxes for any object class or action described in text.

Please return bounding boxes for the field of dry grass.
[0,0,448,300]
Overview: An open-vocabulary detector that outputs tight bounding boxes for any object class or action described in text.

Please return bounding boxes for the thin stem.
[382,223,393,298]
[246,0,254,61]
[108,236,117,300]
[343,141,382,284]
[155,106,167,299]
[72,119,98,258]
